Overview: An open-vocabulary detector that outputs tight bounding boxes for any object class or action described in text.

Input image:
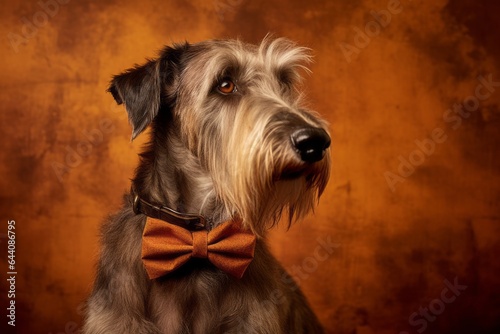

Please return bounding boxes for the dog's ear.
[108,44,188,140]
[108,59,162,140]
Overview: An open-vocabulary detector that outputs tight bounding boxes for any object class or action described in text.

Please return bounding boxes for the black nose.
[291,127,331,163]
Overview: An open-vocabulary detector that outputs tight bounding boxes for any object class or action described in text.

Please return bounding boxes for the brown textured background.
[1,0,499,333]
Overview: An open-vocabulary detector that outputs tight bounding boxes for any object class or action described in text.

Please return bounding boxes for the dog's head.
[109,37,331,235]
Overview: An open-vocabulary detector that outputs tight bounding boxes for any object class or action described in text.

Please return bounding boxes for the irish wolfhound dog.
[83,37,331,333]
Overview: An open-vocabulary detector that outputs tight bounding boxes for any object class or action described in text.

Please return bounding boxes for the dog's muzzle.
[291,127,331,163]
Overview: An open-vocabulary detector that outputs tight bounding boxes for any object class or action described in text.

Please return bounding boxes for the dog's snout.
[291,127,331,163]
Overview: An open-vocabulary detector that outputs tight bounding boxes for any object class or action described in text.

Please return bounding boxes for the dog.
[83,37,331,334]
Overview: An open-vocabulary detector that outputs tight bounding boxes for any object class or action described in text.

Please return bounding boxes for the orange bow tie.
[141,217,256,279]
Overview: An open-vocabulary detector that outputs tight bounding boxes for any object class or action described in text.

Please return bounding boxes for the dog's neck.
[132,125,230,228]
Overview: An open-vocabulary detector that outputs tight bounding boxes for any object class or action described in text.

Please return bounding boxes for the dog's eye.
[217,78,237,95]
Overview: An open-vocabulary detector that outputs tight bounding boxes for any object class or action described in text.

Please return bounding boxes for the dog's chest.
[148,267,281,334]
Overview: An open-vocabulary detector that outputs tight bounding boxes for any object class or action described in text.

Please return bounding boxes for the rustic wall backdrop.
[1,0,499,333]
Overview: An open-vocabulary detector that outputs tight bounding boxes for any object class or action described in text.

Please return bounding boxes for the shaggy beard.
[203,100,331,236]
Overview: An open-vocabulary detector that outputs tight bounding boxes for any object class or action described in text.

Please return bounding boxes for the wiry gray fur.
[83,37,331,333]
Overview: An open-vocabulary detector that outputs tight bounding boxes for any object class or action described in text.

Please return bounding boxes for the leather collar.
[131,187,207,231]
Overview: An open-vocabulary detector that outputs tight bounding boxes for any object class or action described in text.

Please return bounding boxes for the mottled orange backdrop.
[1,0,499,333]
